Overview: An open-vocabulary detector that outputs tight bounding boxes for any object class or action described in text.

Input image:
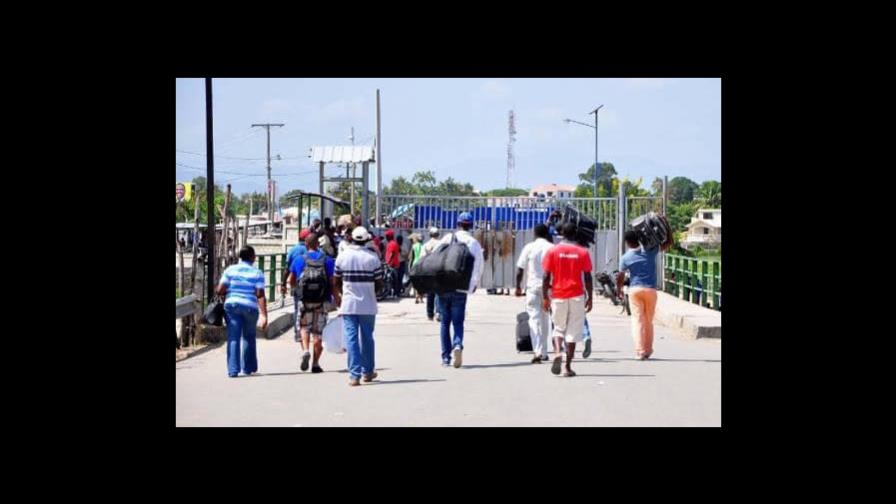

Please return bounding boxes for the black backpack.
[299,254,329,303]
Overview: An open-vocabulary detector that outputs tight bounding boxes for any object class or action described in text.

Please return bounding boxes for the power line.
[176,149,265,161]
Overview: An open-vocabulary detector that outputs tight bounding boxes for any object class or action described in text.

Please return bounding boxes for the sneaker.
[551,356,563,375]
[362,372,378,382]
[228,373,238,378]
[582,339,592,359]
[301,352,310,371]
[441,362,451,367]
[311,365,323,374]
[531,356,542,364]
[453,347,463,368]
[349,378,360,386]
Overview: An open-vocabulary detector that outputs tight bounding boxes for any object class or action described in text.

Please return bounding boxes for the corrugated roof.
[309,145,375,163]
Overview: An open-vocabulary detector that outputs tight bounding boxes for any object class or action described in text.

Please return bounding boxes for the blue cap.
[457,211,474,224]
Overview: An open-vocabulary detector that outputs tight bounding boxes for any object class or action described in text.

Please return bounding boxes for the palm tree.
[695,181,721,208]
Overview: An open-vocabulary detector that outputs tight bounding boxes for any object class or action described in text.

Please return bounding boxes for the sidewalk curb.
[654,292,721,340]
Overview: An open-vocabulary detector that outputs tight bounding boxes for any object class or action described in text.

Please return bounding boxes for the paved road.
[176,291,721,426]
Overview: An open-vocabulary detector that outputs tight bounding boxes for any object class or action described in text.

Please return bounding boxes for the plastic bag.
[322,316,346,353]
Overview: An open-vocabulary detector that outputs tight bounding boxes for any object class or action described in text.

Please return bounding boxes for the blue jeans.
[343,314,376,379]
[436,291,467,363]
[224,303,259,376]
[426,292,441,319]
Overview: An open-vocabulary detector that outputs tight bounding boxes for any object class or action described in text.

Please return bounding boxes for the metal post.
[376,89,383,227]
[319,161,325,196]
[619,180,626,259]
[361,161,370,226]
[205,78,216,302]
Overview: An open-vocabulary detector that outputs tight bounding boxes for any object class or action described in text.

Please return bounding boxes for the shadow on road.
[365,379,447,385]
[336,368,391,373]
[462,362,534,369]
[574,373,655,377]
[617,358,721,363]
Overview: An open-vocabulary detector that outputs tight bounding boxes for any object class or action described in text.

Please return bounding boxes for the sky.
[175,78,721,196]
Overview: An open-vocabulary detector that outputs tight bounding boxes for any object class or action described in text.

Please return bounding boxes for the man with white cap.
[436,212,484,368]
[419,227,442,321]
[333,226,385,386]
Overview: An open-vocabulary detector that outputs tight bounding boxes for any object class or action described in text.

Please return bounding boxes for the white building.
[683,208,721,248]
[530,183,576,199]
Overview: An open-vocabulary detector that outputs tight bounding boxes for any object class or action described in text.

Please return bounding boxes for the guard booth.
[309,145,375,226]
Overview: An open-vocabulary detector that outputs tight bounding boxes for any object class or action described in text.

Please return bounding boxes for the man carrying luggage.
[287,232,335,373]
[420,227,442,321]
[542,222,594,377]
[515,224,554,363]
[617,228,671,360]
[436,212,484,368]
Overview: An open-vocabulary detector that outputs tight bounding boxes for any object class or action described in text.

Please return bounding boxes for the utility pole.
[375,89,382,227]
[205,78,216,302]
[251,123,284,224]
[349,127,355,211]
[589,105,604,197]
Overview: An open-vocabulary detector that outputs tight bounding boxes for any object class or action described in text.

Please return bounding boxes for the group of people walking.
[214,209,667,385]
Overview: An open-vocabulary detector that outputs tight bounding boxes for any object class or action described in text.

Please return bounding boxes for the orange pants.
[629,287,657,358]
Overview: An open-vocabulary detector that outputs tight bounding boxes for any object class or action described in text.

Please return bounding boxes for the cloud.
[625,78,668,90]
[477,79,512,100]
[307,97,366,124]
[258,98,294,118]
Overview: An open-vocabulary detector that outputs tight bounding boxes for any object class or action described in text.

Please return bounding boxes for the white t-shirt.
[334,245,384,315]
[439,229,484,294]
[516,237,554,289]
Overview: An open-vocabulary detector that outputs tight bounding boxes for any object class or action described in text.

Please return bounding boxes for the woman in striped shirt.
[216,246,269,378]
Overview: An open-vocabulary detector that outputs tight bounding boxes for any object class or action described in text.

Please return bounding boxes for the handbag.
[202,296,225,326]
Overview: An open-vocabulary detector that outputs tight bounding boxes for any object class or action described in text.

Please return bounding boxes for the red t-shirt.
[385,240,400,268]
[542,242,593,299]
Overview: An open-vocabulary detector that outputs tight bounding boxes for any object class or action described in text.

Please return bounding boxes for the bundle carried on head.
[560,204,597,246]
[630,211,673,250]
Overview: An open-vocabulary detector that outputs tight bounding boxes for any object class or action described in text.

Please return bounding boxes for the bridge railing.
[255,253,287,303]
[663,254,721,311]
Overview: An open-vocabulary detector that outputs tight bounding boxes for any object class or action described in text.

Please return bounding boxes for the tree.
[667,176,699,204]
[695,180,721,208]
[666,201,698,233]
[384,175,420,196]
[486,188,529,197]
[411,170,438,194]
[575,162,617,197]
[651,177,664,197]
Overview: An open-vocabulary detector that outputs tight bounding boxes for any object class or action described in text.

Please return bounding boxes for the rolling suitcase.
[516,311,533,352]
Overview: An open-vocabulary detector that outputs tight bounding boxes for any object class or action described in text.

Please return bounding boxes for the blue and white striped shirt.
[334,245,384,315]
[218,260,265,310]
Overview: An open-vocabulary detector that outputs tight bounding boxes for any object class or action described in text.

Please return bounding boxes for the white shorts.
[551,296,585,343]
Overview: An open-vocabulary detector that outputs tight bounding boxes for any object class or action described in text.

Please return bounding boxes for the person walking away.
[436,212,484,368]
[333,227,385,386]
[409,233,424,303]
[515,224,554,363]
[216,246,268,377]
[288,232,335,373]
[384,229,401,298]
[397,234,409,298]
[281,228,310,342]
[420,227,442,321]
[541,223,593,377]
[616,229,671,360]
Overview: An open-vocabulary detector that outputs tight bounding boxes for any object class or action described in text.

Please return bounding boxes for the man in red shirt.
[541,222,594,377]
[384,229,401,298]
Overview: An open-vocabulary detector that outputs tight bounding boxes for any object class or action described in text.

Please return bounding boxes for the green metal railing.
[663,254,721,311]
[255,253,287,303]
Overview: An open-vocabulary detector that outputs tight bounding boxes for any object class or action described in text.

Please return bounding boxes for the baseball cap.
[352,226,372,242]
[457,212,473,224]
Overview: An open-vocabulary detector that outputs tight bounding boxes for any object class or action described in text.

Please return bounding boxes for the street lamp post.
[564,104,603,197]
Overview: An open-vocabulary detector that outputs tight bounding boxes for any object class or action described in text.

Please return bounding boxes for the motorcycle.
[620,270,631,316]
[594,258,620,306]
